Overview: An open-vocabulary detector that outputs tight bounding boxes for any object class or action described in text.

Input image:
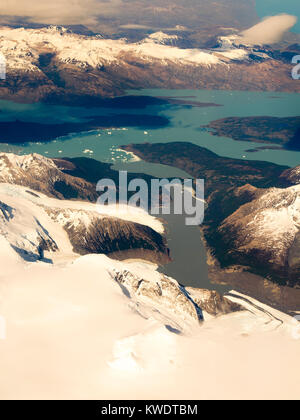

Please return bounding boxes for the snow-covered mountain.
[0,180,170,263]
[0,26,258,71]
[0,180,241,333]
[0,196,59,262]
[219,184,300,286]
[0,207,299,399]
[0,26,298,103]
[144,32,180,46]
[0,151,299,399]
[0,152,97,200]
[281,166,300,186]
[1,242,299,399]
[0,152,173,262]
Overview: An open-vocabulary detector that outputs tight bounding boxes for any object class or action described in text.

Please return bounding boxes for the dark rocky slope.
[0,114,169,144]
[0,153,159,202]
[2,58,299,106]
[204,116,300,151]
[1,24,299,106]
[47,207,171,265]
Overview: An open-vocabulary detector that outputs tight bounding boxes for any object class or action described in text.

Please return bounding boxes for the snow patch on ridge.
[247,186,300,255]
[0,26,260,72]
[0,174,299,398]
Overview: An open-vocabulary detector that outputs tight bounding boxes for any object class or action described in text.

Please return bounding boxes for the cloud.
[119,24,153,30]
[240,14,298,45]
[0,0,123,27]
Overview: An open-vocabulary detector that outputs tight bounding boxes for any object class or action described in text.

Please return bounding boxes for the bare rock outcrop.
[186,288,244,316]
[218,185,300,286]
[0,153,97,200]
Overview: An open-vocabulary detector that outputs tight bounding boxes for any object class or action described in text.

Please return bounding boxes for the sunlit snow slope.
[0,179,299,399]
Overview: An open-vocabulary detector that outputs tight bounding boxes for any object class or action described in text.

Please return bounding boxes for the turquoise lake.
[0,89,300,169]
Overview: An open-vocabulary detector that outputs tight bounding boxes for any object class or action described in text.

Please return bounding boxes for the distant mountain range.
[0,26,299,104]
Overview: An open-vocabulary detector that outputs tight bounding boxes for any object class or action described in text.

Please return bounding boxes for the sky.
[0,0,298,37]
[0,0,122,26]
[256,0,300,32]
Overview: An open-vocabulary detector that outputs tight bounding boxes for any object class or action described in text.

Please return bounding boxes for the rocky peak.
[112,269,203,332]
[0,152,97,200]
[280,166,300,186]
[219,184,300,285]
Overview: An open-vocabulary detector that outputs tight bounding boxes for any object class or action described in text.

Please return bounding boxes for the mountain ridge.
[0,26,299,104]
